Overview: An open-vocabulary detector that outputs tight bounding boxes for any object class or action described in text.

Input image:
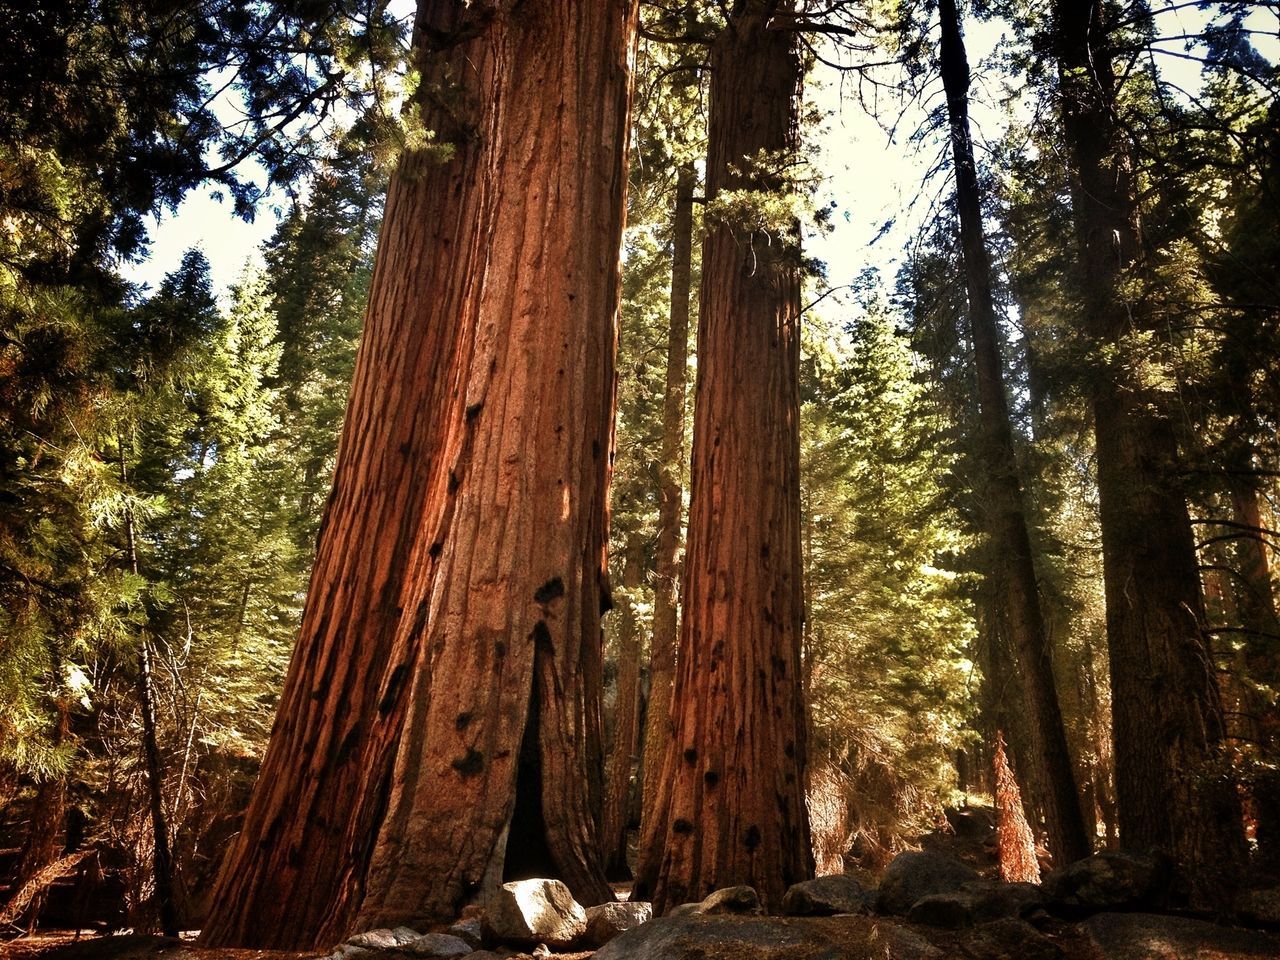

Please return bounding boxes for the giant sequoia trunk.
[634,2,812,914]
[938,0,1089,868]
[1054,0,1246,904]
[353,0,636,930]
[202,0,636,947]
[640,162,696,822]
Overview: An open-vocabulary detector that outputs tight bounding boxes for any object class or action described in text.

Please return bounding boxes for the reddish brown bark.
[352,0,637,929]
[201,0,636,945]
[1054,0,1246,906]
[993,732,1041,884]
[603,538,644,880]
[640,162,695,823]
[938,0,1089,868]
[634,2,812,914]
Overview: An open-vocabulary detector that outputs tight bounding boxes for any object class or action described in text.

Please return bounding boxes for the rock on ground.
[906,880,1047,929]
[582,900,654,947]
[1041,851,1172,914]
[781,875,870,916]
[875,850,981,915]
[347,929,422,951]
[698,885,764,915]
[592,914,944,960]
[1082,911,1280,959]
[404,934,472,957]
[963,918,1065,960]
[445,918,484,948]
[482,878,587,948]
[1235,886,1280,925]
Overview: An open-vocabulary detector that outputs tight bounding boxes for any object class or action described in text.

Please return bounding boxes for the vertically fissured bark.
[640,162,696,823]
[202,0,637,946]
[634,2,812,914]
[1054,0,1246,905]
[354,0,638,930]
[938,0,1089,868]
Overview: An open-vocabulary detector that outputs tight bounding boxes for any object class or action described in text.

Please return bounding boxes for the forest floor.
[3,810,1278,960]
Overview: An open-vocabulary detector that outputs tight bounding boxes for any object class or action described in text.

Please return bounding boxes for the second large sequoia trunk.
[634,2,812,914]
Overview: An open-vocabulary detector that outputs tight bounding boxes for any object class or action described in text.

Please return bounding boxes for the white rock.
[583,901,653,946]
[484,878,587,948]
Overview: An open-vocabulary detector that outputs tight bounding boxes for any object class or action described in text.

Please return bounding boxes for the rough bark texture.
[634,3,812,915]
[202,0,635,945]
[353,0,637,930]
[938,0,1089,869]
[1054,0,1246,905]
[603,539,645,880]
[640,162,695,823]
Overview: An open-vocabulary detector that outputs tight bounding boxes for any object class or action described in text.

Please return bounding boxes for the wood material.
[634,2,813,914]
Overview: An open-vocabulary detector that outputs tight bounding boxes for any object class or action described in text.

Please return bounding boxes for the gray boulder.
[667,902,704,917]
[583,900,654,946]
[347,928,423,950]
[405,934,473,957]
[781,875,870,916]
[905,891,975,929]
[698,884,763,915]
[445,917,484,947]
[483,878,587,948]
[908,880,1049,928]
[876,850,981,915]
[960,918,1065,960]
[1236,886,1280,924]
[594,914,941,960]
[1083,911,1280,959]
[1042,851,1171,914]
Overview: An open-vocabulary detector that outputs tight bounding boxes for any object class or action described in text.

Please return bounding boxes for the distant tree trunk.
[1053,0,1246,906]
[993,732,1041,884]
[1227,471,1280,872]
[120,448,179,938]
[8,705,69,931]
[938,0,1089,869]
[202,0,637,946]
[603,538,645,880]
[634,2,812,914]
[353,0,637,930]
[1229,475,1280,687]
[640,162,695,823]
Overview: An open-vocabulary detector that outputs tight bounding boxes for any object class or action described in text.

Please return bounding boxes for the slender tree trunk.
[603,538,645,880]
[1227,471,1280,872]
[938,0,1089,869]
[120,448,179,937]
[640,162,695,822]
[634,2,812,914]
[202,0,636,944]
[1053,0,1246,906]
[1229,474,1280,684]
[993,732,1041,884]
[352,0,637,930]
